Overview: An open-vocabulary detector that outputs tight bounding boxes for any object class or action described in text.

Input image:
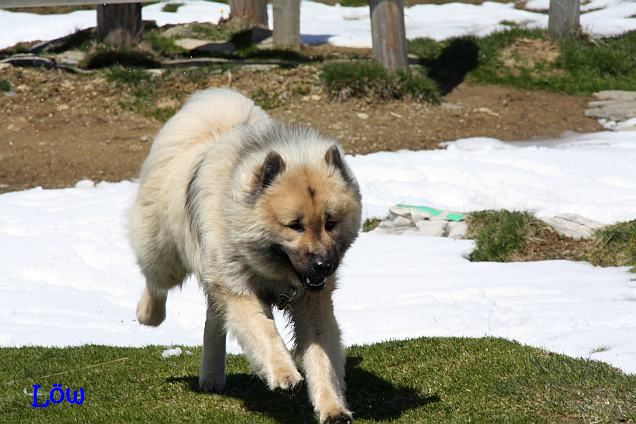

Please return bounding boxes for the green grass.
[588,220,636,271]
[190,22,234,41]
[250,87,283,110]
[102,66,175,121]
[143,31,186,55]
[161,2,183,12]
[409,29,636,95]
[103,66,151,85]
[335,0,368,6]
[1,338,634,422]
[0,79,11,92]
[467,210,545,262]
[83,47,160,69]
[321,61,439,103]
[362,218,382,232]
[466,210,636,272]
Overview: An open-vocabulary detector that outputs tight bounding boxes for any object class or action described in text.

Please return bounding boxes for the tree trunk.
[273,0,300,49]
[548,0,580,37]
[96,3,143,48]
[369,0,408,71]
[230,0,268,29]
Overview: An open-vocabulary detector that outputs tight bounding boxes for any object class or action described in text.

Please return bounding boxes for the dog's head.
[252,144,362,291]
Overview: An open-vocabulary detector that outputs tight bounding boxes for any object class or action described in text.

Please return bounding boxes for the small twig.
[38,357,129,379]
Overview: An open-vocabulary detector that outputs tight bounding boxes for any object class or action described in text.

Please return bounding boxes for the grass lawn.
[410,29,636,95]
[1,337,634,423]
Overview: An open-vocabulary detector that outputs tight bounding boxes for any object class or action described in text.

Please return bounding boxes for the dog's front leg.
[199,299,227,393]
[292,288,352,424]
[221,292,302,391]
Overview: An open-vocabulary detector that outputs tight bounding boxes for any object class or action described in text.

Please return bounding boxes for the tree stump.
[369,0,408,71]
[273,0,300,49]
[230,0,268,29]
[96,3,143,48]
[548,0,580,37]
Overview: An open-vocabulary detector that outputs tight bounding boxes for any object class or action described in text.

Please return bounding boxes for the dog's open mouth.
[295,271,327,291]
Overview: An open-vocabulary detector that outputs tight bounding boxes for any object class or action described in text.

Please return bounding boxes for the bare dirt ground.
[0,65,601,194]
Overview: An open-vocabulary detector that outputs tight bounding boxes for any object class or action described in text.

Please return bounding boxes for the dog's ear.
[259,151,286,189]
[325,145,353,184]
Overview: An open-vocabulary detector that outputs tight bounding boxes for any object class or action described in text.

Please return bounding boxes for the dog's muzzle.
[300,255,335,290]
[302,275,328,291]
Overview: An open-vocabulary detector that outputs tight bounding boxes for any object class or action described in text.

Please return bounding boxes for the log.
[369,0,408,71]
[229,0,268,29]
[548,0,580,37]
[0,0,154,7]
[273,0,300,50]
[96,3,143,48]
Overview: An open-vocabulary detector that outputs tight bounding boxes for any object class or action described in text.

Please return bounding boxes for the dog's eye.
[325,220,337,231]
[287,222,304,233]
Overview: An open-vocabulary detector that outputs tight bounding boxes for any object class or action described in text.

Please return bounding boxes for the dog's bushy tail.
[143,88,271,166]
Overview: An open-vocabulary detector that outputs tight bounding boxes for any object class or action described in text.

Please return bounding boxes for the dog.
[128,88,362,423]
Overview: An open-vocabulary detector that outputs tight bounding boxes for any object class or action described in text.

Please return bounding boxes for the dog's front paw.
[322,411,353,424]
[199,375,226,393]
[267,365,303,391]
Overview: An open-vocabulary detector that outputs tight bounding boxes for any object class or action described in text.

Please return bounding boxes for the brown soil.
[0,64,601,194]
[511,229,589,263]
[499,38,561,77]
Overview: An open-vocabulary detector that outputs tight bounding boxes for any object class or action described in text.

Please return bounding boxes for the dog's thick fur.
[129,88,362,423]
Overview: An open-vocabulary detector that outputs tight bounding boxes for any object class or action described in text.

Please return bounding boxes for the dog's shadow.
[167,356,440,423]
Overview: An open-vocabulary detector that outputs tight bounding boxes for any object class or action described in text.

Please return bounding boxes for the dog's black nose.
[311,256,333,276]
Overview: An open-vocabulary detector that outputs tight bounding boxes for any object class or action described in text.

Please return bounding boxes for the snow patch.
[0,132,635,373]
[1,0,636,49]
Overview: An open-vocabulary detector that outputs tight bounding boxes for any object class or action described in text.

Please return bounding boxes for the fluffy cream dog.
[129,88,362,423]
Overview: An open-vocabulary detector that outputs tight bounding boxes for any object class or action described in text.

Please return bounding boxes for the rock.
[415,220,447,237]
[7,117,28,131]
[615,118,636,131]
[392,216,416,228]
[594,91,636,101]
[378,220,395,229]
[256,37,273,49]
[54,50,86,66]
[56,104,70,112]
[146,69,164,78]
[447,221,468,239]
[0,63,12,70]
[388,206,412,218]
[157,98,179,109]
[541,214,604,240]
[441,102,463,111]
[0,55,56,69]
[588,91,636,124]
[243,64,278,71]
[411,209,435,221]
[474,107,500,117]
[586,101,636,121]
[174,38,216,51]
[311,95,321,101]
[356,112,369,120]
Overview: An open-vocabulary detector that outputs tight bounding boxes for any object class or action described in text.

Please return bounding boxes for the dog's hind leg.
[136,285,168,327]
[135,246,187,327]
[199,298,227,393]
